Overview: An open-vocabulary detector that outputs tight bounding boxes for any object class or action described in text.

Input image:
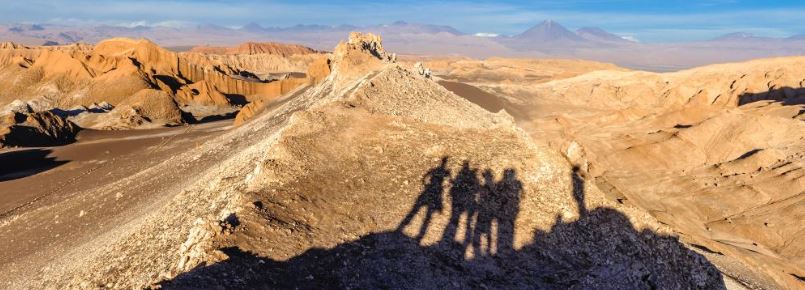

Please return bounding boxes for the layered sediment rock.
[0,38,322,129]
[190,42,319,56]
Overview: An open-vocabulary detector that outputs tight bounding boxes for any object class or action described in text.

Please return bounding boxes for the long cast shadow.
[159,157,726,289]
[738,86,805,108]
[0,149,68,182]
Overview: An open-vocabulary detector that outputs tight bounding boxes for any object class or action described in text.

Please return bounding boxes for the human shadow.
[0,149,68,182]
[440,160,479,248]
[159,157,726,289]
[397,157,450,241]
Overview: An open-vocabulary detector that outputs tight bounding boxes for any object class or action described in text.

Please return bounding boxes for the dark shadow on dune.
[0,149,68,182]
[180,110,239,125]
[225,94,249,106]
[738,86,805,107]
[438,81,526,120]
[439,81,506,113]
[1,126,80,147]
[159,157,725,289]
[198,111,239,124]
[50,107,104,118]
[154,75,184,93]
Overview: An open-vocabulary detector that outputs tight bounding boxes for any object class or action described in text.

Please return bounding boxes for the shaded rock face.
[0,111,79,147]
[99,89,185,129]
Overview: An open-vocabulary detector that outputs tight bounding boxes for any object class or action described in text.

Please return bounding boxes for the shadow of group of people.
[396,157,522,257]
[160,157,726,290]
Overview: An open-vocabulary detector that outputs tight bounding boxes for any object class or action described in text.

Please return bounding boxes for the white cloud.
[620,36,639,42]
[118,21,148,28]
[474,32,499,38]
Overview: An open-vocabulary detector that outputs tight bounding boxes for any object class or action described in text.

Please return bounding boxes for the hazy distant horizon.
[3,19,803,45]
[0,0,803,43]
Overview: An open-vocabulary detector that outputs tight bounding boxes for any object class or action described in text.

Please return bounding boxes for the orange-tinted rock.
[0,111,79,147]
[176,80,231,106]
[232,99,265,126]
[116,89,184,125]
[329,32,395,90]
[0,37,320,127]
[190,42,318,56]
[306,56,331,84]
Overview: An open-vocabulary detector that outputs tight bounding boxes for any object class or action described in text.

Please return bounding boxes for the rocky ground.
[0,32,801,290]
[437,56,805,289]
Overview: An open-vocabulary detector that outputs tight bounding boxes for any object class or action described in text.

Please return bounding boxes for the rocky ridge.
[189,42,320,56]
[3,32,726,289]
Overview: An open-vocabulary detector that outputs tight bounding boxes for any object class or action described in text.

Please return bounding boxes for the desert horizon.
[3,19,805,72]
[0,1,803,289]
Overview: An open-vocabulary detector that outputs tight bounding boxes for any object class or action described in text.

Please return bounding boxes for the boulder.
[0,111,80,148]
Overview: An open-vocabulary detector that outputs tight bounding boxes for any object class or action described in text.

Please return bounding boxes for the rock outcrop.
[0,110,79,148]
[0,37,322,128]
[179,53,326,81]
[0,42,28,50]
[232,48,331,126]
[329,32,396,91]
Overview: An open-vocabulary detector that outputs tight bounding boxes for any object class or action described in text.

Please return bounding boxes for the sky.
[0,0,803,42]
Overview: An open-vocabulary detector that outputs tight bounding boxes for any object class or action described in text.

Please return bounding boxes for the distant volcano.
[515,20,585,42]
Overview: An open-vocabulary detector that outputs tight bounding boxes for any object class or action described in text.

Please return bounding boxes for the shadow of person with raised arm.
[439,160,479,248]
[396,157,450,241]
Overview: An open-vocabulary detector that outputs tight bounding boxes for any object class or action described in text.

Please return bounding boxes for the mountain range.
[2,20,804,71]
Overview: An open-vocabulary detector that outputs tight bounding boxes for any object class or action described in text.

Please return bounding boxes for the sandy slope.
[0,120,231,286]
[443,56,805,289]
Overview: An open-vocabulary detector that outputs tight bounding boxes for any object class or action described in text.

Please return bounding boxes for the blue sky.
[1,0,803,42]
